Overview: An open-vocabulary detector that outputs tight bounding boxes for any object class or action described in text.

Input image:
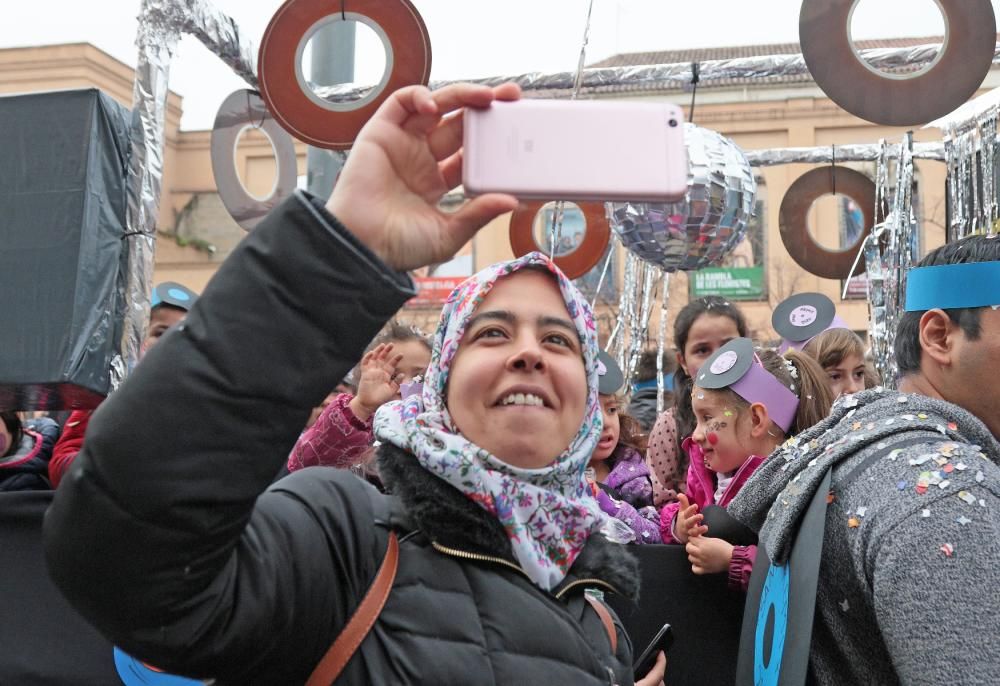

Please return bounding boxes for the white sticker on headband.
[710,350,739,375]
[789,305,818,327]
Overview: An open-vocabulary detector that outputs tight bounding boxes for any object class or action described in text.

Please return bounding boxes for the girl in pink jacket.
[659,339,833,591]
[286,323,430,477]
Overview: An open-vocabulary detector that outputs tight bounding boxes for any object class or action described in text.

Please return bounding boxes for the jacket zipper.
[554,578,619,599]
[430,542,621,599]
[430,540,532,580]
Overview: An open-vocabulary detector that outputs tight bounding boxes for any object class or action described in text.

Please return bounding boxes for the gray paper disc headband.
[695,338,799,434]
[771,292,849,353]
[596,351,625,396]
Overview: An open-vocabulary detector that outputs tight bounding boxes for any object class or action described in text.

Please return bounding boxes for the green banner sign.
[691,266,765,300]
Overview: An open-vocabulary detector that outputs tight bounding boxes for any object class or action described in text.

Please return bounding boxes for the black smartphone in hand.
[633,623,674,680]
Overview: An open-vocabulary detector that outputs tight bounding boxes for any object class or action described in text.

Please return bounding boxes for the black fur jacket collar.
[378,442,640,601]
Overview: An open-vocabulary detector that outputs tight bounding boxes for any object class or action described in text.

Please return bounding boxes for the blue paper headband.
[904,261,1000,311]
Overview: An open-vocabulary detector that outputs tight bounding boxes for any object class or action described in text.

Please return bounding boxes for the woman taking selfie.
[44,83,665,685]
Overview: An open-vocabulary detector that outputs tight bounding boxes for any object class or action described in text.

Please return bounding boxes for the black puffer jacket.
[44,192,638,685]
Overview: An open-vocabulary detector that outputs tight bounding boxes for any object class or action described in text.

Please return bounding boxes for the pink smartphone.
[462,99,688,202]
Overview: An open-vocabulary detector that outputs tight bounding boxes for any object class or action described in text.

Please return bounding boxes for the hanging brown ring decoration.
[778,166,875,280]
[509,201,611,280]
[210,89,299,232]
[799,0,996,127]
[257,0,432,150]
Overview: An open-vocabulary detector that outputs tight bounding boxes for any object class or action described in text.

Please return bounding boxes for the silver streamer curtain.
[942,115,1000,241]
[861,135,918,387]
[602,257,672,413]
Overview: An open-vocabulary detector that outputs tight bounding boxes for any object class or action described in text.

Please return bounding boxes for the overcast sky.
[1,0,993,130]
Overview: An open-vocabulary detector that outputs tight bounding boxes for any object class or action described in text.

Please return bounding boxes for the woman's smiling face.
[446,270,589,470]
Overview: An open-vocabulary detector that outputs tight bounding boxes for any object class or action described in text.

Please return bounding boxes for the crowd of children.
[9,286,887,564]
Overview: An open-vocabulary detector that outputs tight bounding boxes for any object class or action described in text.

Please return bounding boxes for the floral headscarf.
[374,252,605,590]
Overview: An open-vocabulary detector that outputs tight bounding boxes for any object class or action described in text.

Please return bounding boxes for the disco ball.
[608,124,757,272]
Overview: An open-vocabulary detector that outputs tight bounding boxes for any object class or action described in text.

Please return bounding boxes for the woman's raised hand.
[350,343,405,421]
[326,83,522,272]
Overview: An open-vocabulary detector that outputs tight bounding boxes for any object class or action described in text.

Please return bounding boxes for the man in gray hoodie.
[729,234,1000,685]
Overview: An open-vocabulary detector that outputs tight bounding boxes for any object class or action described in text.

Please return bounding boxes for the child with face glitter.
[645,297,749,507]
[658,339,833,591]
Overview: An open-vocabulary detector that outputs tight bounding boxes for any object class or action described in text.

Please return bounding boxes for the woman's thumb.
[447,194,519,251]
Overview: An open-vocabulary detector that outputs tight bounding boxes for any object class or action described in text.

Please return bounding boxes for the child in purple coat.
[586,352,660,544]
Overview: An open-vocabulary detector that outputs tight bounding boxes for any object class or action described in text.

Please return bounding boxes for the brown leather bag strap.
[584,593,618,655]
[306,532,399,686]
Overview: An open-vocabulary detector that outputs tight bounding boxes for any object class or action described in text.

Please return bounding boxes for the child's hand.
[594,487,620,517]
[351,344,405,420]
[686,536,734,575]
[673,493,704,544]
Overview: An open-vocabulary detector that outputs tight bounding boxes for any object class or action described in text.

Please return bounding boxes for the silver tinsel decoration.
[606,254,636,361]
[943,113,1000,240]
[314,42,1000,103]
[746,142,945,166]
[608,124,756,272]
[936,76,1000,239]
[115,0,184,389]
[862,134,918,387]
[606,253,666,402]
[115,0,267,388]
[589,239,617,310]
[655,271,671,414]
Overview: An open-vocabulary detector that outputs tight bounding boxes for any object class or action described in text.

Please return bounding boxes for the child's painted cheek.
[707,432,719,446]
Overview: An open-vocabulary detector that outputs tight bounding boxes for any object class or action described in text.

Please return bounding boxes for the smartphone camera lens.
[668,119,679,128]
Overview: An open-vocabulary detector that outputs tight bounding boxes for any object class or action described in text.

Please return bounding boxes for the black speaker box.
[0,89,131,410]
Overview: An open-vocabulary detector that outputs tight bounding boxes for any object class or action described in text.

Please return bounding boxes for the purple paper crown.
[698,338,799,434]
[729,361,799,433]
